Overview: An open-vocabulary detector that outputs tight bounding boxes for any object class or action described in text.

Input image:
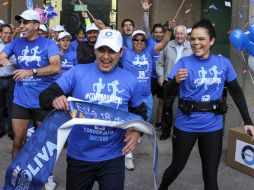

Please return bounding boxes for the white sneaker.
[45,175,56,190]
[125,157,134,170]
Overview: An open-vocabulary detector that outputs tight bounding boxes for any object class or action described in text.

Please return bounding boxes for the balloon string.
[248,69,254,85]
[240,51,254,85]
[174,0,186,19]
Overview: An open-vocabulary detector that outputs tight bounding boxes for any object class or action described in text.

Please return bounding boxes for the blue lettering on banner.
[2,100,151,190]
[70,101,137,123]
[241,145,254,165]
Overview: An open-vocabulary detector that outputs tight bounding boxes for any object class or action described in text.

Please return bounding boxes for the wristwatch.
[32,68,37,76]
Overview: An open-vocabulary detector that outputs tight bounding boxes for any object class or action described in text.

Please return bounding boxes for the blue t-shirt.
[3,36,60,108]
[54,46,77,79]
[122,34,132,49]
[70,38,88,51]
[147,36,159,78]
[61,47,77,72]
[70,40,78,51]
[168,54,237,132]
[120,47,154,97]
[56,63,143,161]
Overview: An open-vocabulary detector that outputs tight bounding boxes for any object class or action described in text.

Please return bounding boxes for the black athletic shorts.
[12,103,50,122]
[151,77,163,99]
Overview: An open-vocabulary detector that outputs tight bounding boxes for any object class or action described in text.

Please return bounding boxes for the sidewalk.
[0,130,254,190]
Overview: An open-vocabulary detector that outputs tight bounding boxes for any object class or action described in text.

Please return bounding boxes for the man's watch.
[32,68,37,76]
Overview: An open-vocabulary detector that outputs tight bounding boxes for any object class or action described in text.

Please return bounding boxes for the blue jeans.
[143,93,153,122]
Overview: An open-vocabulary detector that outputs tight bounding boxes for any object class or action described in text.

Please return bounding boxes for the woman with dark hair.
[159,19,254,190]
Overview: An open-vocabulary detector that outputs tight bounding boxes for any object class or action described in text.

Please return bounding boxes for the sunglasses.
[133,38,146,42]
[17,20,35,25]
[56,31,64,33]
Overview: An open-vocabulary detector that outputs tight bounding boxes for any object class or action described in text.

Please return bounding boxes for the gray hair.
[173,25,187,35]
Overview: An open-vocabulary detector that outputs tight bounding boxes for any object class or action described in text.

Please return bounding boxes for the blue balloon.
[248,24,254,42]
[243,33,254,56]
[229,29,244,51]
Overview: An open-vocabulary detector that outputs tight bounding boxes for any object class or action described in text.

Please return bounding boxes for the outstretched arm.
[93,19,106,31]
[154,18,176,54]
[141,0,152,37]
[82,11,91,26]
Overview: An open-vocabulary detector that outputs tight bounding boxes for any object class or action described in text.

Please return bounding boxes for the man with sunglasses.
[0,9,60,158]
[0,10,61,190]
[119,18,176,170]
[39,29,146,190]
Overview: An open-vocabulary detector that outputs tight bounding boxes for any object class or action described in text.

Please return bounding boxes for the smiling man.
[39,29,147,190]
[119,17,176,170]
[121,18,135,48]
[0,10,61,189]
[77,23,99,64]
[0,9,60,159]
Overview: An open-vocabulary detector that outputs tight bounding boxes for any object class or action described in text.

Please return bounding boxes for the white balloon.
[248,55,254,72]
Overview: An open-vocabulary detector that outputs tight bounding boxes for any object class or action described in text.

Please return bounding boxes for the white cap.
[95,29,122,52]
[86,23,98,32]
[187,28,192,34]
[58,31,72,40]
[0,20,5,25]
[132,30,146,38]
[15,10,40,22]
[39,24,48,32]
[52,25,65,32]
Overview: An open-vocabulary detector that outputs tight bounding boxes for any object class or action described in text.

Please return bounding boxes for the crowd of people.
[0,0,254,190]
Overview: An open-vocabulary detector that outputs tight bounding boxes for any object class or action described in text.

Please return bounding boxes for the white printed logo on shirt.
[85,77,124,108]
[194,66,222,90]
[17,46,42,67]
[132,55,149,67]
